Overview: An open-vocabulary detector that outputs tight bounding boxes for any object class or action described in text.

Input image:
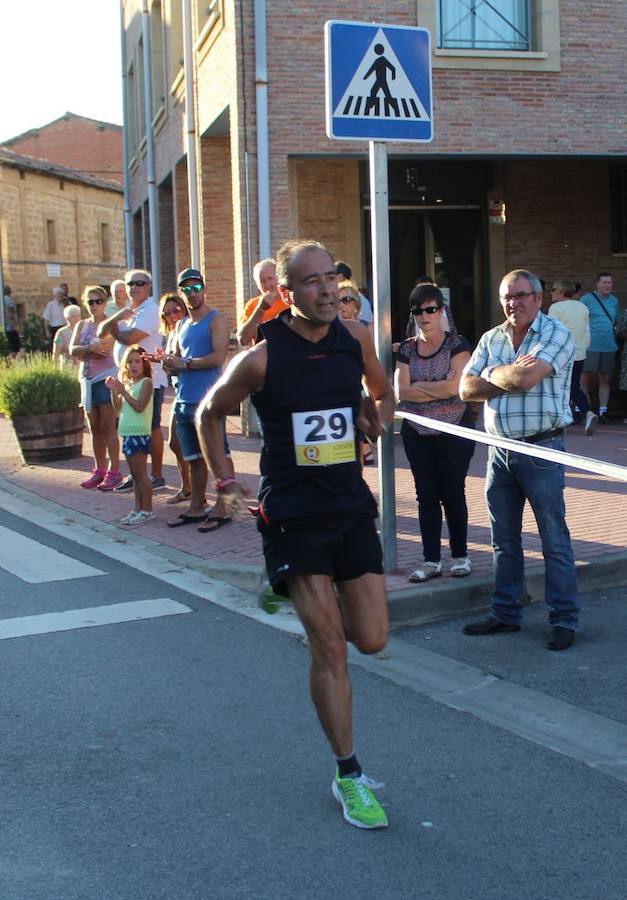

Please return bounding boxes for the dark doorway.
[363,207,484,344]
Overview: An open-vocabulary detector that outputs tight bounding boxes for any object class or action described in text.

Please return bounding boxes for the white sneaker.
[584,411,598,436]
[119,511,140,525]
[408,561,442,582]
[450,557,472,577]
[135,510,155,524]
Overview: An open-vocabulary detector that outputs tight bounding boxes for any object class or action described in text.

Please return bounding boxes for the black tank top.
[252,315,377,521]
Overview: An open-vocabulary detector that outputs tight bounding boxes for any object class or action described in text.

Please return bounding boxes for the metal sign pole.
[369,140,397,572]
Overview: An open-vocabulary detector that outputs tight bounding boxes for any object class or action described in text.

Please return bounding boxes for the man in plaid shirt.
[459,269,579,651]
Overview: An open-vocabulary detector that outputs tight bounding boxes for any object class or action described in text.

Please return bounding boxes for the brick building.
[2,113,124,185]
[0,149,125,317]
[122,1,627,344]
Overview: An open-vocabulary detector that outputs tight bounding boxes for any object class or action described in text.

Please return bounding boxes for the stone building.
[0,148,125,317]
[122,1,627,343]
[2,113,124,186]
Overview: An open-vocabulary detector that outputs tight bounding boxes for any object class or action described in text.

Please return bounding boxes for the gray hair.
[110,278,126,294]
[276,240,333,289]
[501,269,543,296]
[63,304,82,321]
[124,268,151,283]
[252,258,276,291]
[53,286,65,299]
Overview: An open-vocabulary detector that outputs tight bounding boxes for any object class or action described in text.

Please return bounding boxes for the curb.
[1,476,626,628]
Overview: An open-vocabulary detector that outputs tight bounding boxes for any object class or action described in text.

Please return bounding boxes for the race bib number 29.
[292,407,356,466]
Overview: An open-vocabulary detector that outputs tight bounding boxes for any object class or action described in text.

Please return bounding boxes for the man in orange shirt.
[237,258,290,346]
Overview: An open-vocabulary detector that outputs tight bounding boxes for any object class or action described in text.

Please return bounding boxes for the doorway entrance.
[363,206,485,344]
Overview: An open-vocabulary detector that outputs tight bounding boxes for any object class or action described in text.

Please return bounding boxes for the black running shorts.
[258,508,384,597]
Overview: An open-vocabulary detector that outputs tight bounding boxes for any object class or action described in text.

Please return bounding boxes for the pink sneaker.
[97,470,124,491]
[81,469,105,489]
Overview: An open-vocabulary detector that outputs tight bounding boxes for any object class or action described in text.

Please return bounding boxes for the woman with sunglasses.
[394,283,475,582]
[70,285,123,490]
[153,293,191,504]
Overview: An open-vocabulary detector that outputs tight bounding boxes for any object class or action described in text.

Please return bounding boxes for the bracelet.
[214,477,237,492]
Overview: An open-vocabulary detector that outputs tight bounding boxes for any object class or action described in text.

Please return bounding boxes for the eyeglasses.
[339,296,358,304]
[87,297,105,306]
[499,291,536,302]
[180,284,204,295]
[126,279,149,288]
[411,305,441,316]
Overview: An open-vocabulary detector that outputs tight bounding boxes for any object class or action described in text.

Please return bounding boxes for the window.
[195,0,222,50]
[438,1,530,51]
[150,0,166,117]
[610,166,627,255]
[417,0,561,72]
[100,223,111,262]
[45,219,56,254]
[168,0,184,85]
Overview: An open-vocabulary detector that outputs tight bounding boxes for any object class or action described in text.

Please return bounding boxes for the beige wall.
[0,164,125,316]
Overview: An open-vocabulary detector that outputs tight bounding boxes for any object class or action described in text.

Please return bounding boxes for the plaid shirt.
[464,312,575,439]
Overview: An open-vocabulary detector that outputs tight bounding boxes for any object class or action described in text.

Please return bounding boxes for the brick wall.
[198,135,236,330]
[158,180,176,291]
[5,115,123,184]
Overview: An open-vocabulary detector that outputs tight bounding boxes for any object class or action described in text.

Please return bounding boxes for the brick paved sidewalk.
[0,394,625,600]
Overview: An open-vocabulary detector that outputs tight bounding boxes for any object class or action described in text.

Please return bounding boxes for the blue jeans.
[485,436,579,629]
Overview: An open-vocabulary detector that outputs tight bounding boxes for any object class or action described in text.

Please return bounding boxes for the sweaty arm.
[342,319,394,438]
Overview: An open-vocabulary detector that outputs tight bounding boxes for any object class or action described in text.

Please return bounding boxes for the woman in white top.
[548,280,595,435]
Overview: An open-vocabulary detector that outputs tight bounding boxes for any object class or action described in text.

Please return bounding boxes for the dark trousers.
[570,359,589,415]
[402,425,475,562]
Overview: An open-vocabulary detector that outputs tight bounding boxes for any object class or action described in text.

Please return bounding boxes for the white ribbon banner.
[394,411,627,483]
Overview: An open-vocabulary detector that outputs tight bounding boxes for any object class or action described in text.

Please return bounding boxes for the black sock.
[336,753,362,779]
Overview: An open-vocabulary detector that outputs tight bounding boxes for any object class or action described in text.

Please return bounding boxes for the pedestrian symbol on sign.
[334,28,429,123]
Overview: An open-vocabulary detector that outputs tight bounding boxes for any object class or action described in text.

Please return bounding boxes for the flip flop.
[166,490,192,506]
[198,516,232,533]
[166,513,207,528]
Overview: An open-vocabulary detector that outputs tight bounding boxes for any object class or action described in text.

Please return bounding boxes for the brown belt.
[521,428,564,444]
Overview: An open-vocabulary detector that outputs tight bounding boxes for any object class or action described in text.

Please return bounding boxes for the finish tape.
[394,411,627,483]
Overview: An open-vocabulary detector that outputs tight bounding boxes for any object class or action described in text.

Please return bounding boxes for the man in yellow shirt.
[237,258,290,346]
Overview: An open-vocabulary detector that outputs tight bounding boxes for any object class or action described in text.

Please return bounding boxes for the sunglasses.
[411,305,441,316]
[87,297,105,306]
[180,284,204,295]
[126,279,149,288]
[339,296,358,304]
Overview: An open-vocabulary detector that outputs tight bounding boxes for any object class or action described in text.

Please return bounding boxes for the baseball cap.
[177,267,204,286]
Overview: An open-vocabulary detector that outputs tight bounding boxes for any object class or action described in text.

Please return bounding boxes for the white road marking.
[0,525,105,583]
[0,598,191,640]
[3,483,627,785]
[352,639,627,784]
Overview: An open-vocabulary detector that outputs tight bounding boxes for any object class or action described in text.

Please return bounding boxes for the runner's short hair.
[276,240,334,289]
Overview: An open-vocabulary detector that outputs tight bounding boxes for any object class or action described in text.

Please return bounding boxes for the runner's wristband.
[214,477,237,492]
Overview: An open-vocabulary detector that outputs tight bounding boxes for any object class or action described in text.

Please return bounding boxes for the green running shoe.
[258,580,291,614]
[332,771,389,829]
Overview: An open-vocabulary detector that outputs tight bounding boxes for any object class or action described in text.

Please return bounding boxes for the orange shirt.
[239,295,290,327]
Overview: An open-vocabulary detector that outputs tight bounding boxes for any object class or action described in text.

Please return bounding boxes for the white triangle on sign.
[334,28,430,122]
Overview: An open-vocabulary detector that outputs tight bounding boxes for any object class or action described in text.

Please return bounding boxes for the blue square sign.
[325,20,433,143]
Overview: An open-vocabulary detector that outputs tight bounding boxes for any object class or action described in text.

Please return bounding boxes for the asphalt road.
[1,500,627,900]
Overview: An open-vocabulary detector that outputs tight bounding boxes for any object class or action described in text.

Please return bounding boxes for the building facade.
[0,149,125,316]
[122,1,627,346]
[2,113,124,186]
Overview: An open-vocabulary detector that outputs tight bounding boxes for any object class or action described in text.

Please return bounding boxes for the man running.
[198,239,394,829]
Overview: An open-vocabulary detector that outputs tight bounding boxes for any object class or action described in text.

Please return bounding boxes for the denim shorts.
[174,402,230,462]
[151,386,165,430]
[122,434,151,457]
[91,379,112,406]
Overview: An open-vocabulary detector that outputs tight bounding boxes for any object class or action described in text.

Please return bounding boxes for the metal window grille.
[438,0,531,51]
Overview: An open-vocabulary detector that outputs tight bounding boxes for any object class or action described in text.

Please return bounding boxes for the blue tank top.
[177,309,222,404]
[252,315,377,521]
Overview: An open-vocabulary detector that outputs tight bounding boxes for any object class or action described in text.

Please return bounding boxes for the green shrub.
[0,354,80,418]
[21,313,49,353]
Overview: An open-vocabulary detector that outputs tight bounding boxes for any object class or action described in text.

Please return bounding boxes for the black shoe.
[463,617,521,636]
[546,626,575,651]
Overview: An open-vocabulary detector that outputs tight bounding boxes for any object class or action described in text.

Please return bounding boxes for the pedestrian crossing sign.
[325,20,433,143]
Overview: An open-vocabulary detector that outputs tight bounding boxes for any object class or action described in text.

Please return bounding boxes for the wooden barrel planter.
[11,407,85,464]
